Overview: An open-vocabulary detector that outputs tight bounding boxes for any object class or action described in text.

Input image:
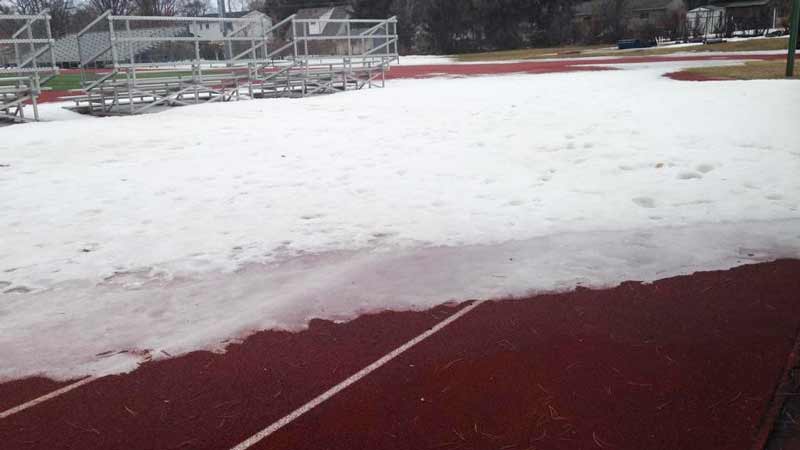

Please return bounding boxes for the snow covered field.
[1,61,799,380]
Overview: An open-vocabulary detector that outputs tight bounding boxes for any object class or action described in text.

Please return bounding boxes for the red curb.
[754,325,800,450]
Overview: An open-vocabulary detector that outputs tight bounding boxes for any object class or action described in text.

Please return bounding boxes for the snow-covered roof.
[629,0,682,12]
[295,6,349,20]
[294,6,350,36]
[200,10,266,19]
[715,0,771,8]
[689,5,726,12]
[573,0,684,17]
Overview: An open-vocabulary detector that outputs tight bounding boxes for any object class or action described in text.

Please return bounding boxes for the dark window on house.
[640,12,649,19]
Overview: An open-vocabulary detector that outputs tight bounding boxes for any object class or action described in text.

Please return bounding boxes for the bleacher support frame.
[0,11,58,122]
[71,12,399,115]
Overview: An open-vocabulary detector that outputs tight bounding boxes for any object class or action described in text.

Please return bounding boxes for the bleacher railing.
[72,12,398,114]
[76,12,398,76]
[0,11,58,121]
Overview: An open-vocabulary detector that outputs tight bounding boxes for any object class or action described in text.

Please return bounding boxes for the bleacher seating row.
[0,76,45,122]
[39,26,189,66]
[68,57,393,115]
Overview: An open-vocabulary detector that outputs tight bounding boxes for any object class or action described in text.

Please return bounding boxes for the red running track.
[385,53,785,79]
[37,53,785,103]
[1,259,799,450]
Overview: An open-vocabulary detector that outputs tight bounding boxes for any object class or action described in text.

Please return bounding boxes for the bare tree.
[12,0,47,14]
[596,0,629,40]
[134,0,178,16]
[12,0,73,37]
[226,0,248,12]
[87,0,134,15]
[69,4,101,32]
[179,0,207,16]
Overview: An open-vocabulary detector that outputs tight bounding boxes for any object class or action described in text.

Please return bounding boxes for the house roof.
[294,6,350,36]
[573,1,595,17]
[201,10,264,19]
[294,6,349,20]
[712,0,770,8]
[629,0,680,12]
[573,0,680,16]
[688,5,726,12]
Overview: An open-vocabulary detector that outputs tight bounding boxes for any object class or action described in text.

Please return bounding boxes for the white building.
[686,5,726,36]
[188,10,272,41]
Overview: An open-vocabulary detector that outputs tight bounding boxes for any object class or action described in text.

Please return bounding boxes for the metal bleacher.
[67,12,399,115]
[0,11,58,122]
[49,26,187,67]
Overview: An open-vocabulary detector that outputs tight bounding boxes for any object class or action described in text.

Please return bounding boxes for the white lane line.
[229,300,484,450]
[0,376,96,419]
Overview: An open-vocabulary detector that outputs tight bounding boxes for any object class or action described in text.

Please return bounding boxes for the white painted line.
[229,300,484,450]
[0,376,96,419]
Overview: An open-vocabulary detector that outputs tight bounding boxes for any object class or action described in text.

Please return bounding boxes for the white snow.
[1,60,799,381]
[403,35,789,63]
[399,48,788,67]
[399,55,456,65]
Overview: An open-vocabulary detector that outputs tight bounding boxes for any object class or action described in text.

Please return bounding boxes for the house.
[573,0,687,39]
[188,10,272,41]
[686,5,726,36]
[685,1,786,37]
[712,0,785,33]
[295,6,351,38]
[294,6,379,56]
[628,0,687,28]
[574,2,596,24]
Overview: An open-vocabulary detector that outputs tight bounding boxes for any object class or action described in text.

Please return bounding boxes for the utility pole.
[217,0,231,61]
[788,0,800,77]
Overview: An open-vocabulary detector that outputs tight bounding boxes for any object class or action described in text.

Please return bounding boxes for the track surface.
[386,53,784,79]
[35,53,785,103]
[1,259,799,450]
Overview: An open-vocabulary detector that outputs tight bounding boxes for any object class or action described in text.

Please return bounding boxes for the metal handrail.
[82,70,118,91]
[0,12,54,122]
[109,14,267,23]
[266,41,294,59]
[293,18,397,23]
[10,9,48,41]
[80,45,113,67]
[362,38,398,56]
[0,38,52,44]
[296,34,395,42]
[77,10,111,38]
[68,12,398,115]
[0,13,51,20]
[15,44,51,68]
[358,17,397,36]
[264,14,296,36]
